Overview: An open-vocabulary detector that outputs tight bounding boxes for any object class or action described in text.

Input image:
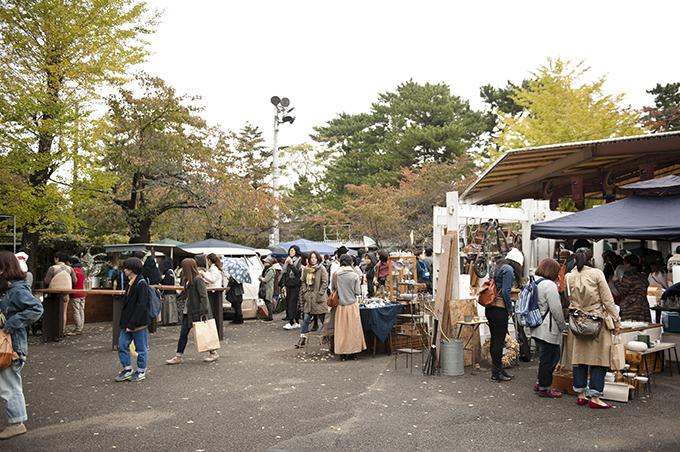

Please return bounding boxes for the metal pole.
[270,107,280,246]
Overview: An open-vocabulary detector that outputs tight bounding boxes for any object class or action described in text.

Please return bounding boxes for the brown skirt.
[334,303,366,355]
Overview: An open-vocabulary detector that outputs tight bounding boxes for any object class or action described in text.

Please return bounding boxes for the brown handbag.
[477,269,498,307]
[0,329,14,370]
[327,273,338,308]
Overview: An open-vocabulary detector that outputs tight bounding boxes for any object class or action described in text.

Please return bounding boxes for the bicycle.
[471,219,511,278]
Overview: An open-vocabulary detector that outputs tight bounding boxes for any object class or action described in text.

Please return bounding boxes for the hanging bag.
[564,273,603,339]
[193,316,221,353]
[327,272,339,308]
[0,329,13,370]
[476,268,497,307]
[610,336,626,371]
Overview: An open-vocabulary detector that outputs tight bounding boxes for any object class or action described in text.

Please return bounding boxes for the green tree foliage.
[321,158,474,249]
[312,80,491,198]
[229,123,270,188]
[103,73,216,243]
[480,80,530,116]
[642,82,680,132]
[495,58,645,152]
[0,0,158,264]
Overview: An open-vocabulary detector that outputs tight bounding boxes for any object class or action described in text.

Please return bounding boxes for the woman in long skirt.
[334,254,366,360]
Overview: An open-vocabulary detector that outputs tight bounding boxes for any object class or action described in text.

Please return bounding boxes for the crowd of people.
[486,241,677,410]
[1,240,676,440]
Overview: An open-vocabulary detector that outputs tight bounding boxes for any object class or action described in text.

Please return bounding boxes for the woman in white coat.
[529,257,567,398]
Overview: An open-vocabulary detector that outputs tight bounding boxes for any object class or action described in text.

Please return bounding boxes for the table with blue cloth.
[360,302,403,357]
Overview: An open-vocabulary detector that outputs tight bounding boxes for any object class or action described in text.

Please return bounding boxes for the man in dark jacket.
[115,257,150,382]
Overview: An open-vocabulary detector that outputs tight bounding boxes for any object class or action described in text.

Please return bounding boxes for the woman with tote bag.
[166,258,219,364]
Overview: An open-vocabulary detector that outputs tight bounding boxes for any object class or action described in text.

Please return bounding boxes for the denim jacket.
[492,264,515,315]
[0,280,43,360]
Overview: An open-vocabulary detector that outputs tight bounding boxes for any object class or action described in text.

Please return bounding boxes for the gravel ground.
[4,314,680,452]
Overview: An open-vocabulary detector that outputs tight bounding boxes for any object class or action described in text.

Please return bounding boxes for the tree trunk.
[23,228,40,277]
[129,218,153,244]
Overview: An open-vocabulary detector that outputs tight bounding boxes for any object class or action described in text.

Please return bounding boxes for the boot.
[500,368,515,379]
[491,365,512,381]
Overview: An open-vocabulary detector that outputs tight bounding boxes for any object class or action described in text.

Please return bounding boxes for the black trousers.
[485,306,509,368]
[286,285,300,324]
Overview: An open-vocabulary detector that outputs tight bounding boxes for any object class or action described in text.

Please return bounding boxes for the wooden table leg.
[208,291,224,341]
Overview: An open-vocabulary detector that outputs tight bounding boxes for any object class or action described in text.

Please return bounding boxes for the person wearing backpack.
[115,257,150,382]
[529,258,568,397]
[488,248,524,381]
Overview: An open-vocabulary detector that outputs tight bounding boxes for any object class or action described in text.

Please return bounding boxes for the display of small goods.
[660,295,680,308]
[360,297,390,308]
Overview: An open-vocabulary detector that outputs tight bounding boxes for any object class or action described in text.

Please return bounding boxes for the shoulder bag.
[565,273,603,338]
[477,268,497,307]
[327,272,338,308]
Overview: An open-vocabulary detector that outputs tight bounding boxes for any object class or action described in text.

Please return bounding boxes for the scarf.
[305,263,320,286]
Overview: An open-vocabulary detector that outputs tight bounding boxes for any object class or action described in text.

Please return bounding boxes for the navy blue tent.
[530,194,680,240]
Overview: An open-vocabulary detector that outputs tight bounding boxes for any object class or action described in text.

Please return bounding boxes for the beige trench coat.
[301,265,329,315]
[566,265,621,367]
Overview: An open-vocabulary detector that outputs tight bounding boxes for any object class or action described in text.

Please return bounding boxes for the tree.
[103,73,216,243]
[319,158,475,249]
[642,82,680,132]
[229,123,270,189]
[495,58,645,152]
[480,80,530,116]
[0,0,158,267]
[312,80,491,197]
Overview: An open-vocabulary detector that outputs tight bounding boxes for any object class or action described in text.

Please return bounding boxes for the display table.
[626,342,680,377]
[360,302,403,357]
[36,289,125,346]
[37,285,224,350]
[454,319,488,373]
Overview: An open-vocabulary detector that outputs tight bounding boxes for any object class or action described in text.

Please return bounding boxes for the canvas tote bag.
[193,316,221,353]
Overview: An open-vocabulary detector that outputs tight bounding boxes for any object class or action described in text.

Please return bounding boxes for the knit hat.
[505,248,524,267]
[16,252,28,272]
[264,256,275,265]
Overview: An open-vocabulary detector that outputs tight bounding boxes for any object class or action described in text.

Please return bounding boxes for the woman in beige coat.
[567,247,621,408]
[296,251,329,348]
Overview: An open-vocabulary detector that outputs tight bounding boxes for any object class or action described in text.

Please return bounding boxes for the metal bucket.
[440,338,464,376]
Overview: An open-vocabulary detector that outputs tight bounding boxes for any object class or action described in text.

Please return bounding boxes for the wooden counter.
[35,286,225,349]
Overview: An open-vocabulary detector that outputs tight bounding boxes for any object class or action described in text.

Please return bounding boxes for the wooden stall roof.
[461,132,680,205]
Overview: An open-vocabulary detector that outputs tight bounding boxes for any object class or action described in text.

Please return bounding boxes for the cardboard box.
[602,381,634,403]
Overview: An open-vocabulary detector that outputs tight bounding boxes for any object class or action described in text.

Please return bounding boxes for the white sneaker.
[283,323,294,330]
[292,323,301,329]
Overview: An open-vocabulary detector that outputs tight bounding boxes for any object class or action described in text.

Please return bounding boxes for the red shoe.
[533,383,539,392]
[577,397,589,405]
[538,389,562,398]
[589,400,612,409]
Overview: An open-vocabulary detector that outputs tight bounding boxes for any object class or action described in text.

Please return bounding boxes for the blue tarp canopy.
[530,194,680,240]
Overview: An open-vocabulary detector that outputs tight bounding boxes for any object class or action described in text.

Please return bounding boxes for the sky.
[139,0,679,172]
